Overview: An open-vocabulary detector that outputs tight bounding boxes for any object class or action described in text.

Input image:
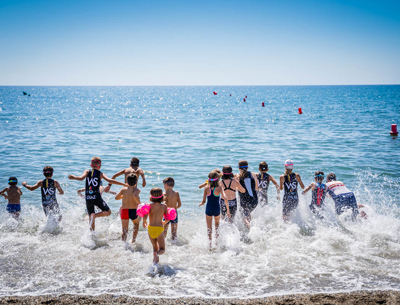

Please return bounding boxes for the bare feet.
[153,251,159,264]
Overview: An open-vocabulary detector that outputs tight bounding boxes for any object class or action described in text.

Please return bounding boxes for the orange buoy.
[390,124,398,136]
[298,107,302,114]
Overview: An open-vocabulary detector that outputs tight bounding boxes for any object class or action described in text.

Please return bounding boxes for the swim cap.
[284,159,294,169]
[8,177,18,185]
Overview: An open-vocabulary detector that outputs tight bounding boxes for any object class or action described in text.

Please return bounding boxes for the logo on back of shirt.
[43,188,55,196]
[87,177,99,187]
[285,181,297,191]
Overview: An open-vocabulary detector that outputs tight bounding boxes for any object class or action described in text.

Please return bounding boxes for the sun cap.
[284,159,294,169]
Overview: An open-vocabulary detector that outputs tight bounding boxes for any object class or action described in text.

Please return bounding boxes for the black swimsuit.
[41,179,61,216]
[282,173,299,216]
[219,179,238,219]
[257,173,270,206]
[239,171,258,217]
[85,169,110,215]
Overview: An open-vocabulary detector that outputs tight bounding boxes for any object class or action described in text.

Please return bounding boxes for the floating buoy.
[262,102,265,107]
[230,94,231,97]
[243,98,246,102]
[298,107,302,114]
[213,91,217,95]
[390,124,398,136]
[245,95,247,98]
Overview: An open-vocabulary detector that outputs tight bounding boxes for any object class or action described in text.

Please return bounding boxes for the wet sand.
[1,290,400,304]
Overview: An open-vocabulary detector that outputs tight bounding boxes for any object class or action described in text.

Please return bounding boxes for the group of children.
[1,156,367,262]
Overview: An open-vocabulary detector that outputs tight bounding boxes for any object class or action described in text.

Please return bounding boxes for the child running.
[68,157,127,231]
[199,169,222,189]
[257,161,280,206]
[162,177,182,241]
[22,166,64,220]
[199,170,227,249]
[142,187,168,263]
[219,165,244,222]
[0,177,23,219]
[104,157,146,193]
[302,171,327,219]
[279,160,305,222]
[115,174,141,243]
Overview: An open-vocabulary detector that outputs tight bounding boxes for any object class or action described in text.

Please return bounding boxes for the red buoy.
[390,124,398,136]
[230,94,231,97]
[262,102,265,107]
[243,98,246,102]
[245,95,247,98]
[298,107,302,114]
[213,91,217,95]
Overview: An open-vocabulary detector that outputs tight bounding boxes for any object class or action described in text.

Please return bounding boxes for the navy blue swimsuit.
[41,179,61,216]
[85,169,110,215]
[206,187,220,217]
[283,173,299,216]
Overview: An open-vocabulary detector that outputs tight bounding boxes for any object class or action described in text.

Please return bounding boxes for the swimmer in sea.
[279,160,305,222]
[302,171,327,219]
[0,177,23,219]
[68,156,127,231]
[199,170,228,249]
[115,174,141,243]
[257,161,280,206]
[237,160,259,229]
[104,157,146,193]
[219,165,245,223]
[325,173,367,220]
[142,187,168,264]
[22,166,64,221]
[162,177,182,241]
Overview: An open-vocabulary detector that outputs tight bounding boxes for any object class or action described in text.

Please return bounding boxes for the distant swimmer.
[279,160,305,222]
[0,177,23,219]
[302,171,327,219]
[22,91,30,96]
[326,173,367,220]
[199,170,228,250]
[162,177,182,241]
[219,165,245,223]
[22,166,64,221]
[257,161,280,206]
[237,160,259,229]
[142,188,170,263]
[104,157,146,193]
[115,174,141,243]
[68,157,127,231]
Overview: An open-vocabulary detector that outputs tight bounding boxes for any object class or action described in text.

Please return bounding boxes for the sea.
[0,85,399,298]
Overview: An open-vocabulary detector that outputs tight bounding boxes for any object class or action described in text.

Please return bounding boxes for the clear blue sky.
[0,0,399,85]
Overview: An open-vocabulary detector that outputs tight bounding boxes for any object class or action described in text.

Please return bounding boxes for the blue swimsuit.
[206,187,220,217]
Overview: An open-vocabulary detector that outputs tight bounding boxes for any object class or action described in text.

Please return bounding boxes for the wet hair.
[238,160,249,181]
[131,157,139,167]
[222,165,234,180]
[259,161,268,172]
[127,174,138,186]
[314,171,324,182]
[150,187,164,203]
[8,177,18,186]
[163,177,175,187]
[327,173,336,181]
[43,166,54,178]
[212,168,222,178]
[208,171,220,188]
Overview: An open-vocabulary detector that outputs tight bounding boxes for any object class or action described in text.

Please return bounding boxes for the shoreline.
[1,290,400,304]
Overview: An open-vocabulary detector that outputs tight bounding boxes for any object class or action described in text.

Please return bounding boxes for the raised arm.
[22,180,42,191]
[279,175,285,191]
[54,180,64,195]
[77,188,85,198]
[0,187,9,196]
[198,181,207,189]
[140,169,146,187]
[252,173,259,191]
[234,179,246,193]
[68,170,89,181]
[199,187,208,206]
[18,187,23,196]
[296,173,305,189]
[115,188,124,200]
[104,169,125,193]
[269,175,280,199]
[302,182,314,195]
[101,173,128,187]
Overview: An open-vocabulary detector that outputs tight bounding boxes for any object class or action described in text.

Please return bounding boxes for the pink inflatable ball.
[164,208,177,221]
[137,203,151,217]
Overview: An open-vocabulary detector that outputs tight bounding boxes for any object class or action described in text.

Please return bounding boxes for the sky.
[0,0,399,85]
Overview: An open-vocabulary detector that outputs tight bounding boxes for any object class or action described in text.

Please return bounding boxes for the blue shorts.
[6,204,21,214]
[334,192,359,218]
[164,210,178,224]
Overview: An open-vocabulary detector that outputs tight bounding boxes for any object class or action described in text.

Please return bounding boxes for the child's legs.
[171,223,178,240]
[206,215,213,241]
[121,219,129,241]
[156,234,165,255]
[149,234,159,263]
[131,218,140,242]
[214,215,220,239]
[89,213,96,231]
[163,222,170,238]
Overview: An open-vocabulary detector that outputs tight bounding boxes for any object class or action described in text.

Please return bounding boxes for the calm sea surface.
[0,86,399,297]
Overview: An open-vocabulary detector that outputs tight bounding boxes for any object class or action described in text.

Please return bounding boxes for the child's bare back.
[3,186,22,204]
[120,186,140,209]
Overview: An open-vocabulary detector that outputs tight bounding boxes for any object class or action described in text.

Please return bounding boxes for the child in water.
[198,169,222,189]
[163,177,182,241]
[219,165,244,222]
[104,157,146,193]
[279,160,305,222]
[115,174,141,243]
[257,161,280,206]
[302,171,326,219]
[0,177,23,219]
[22,166,64,220]
[68,157,127,231]
[199,171,227,249]
[143,187,168,264]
